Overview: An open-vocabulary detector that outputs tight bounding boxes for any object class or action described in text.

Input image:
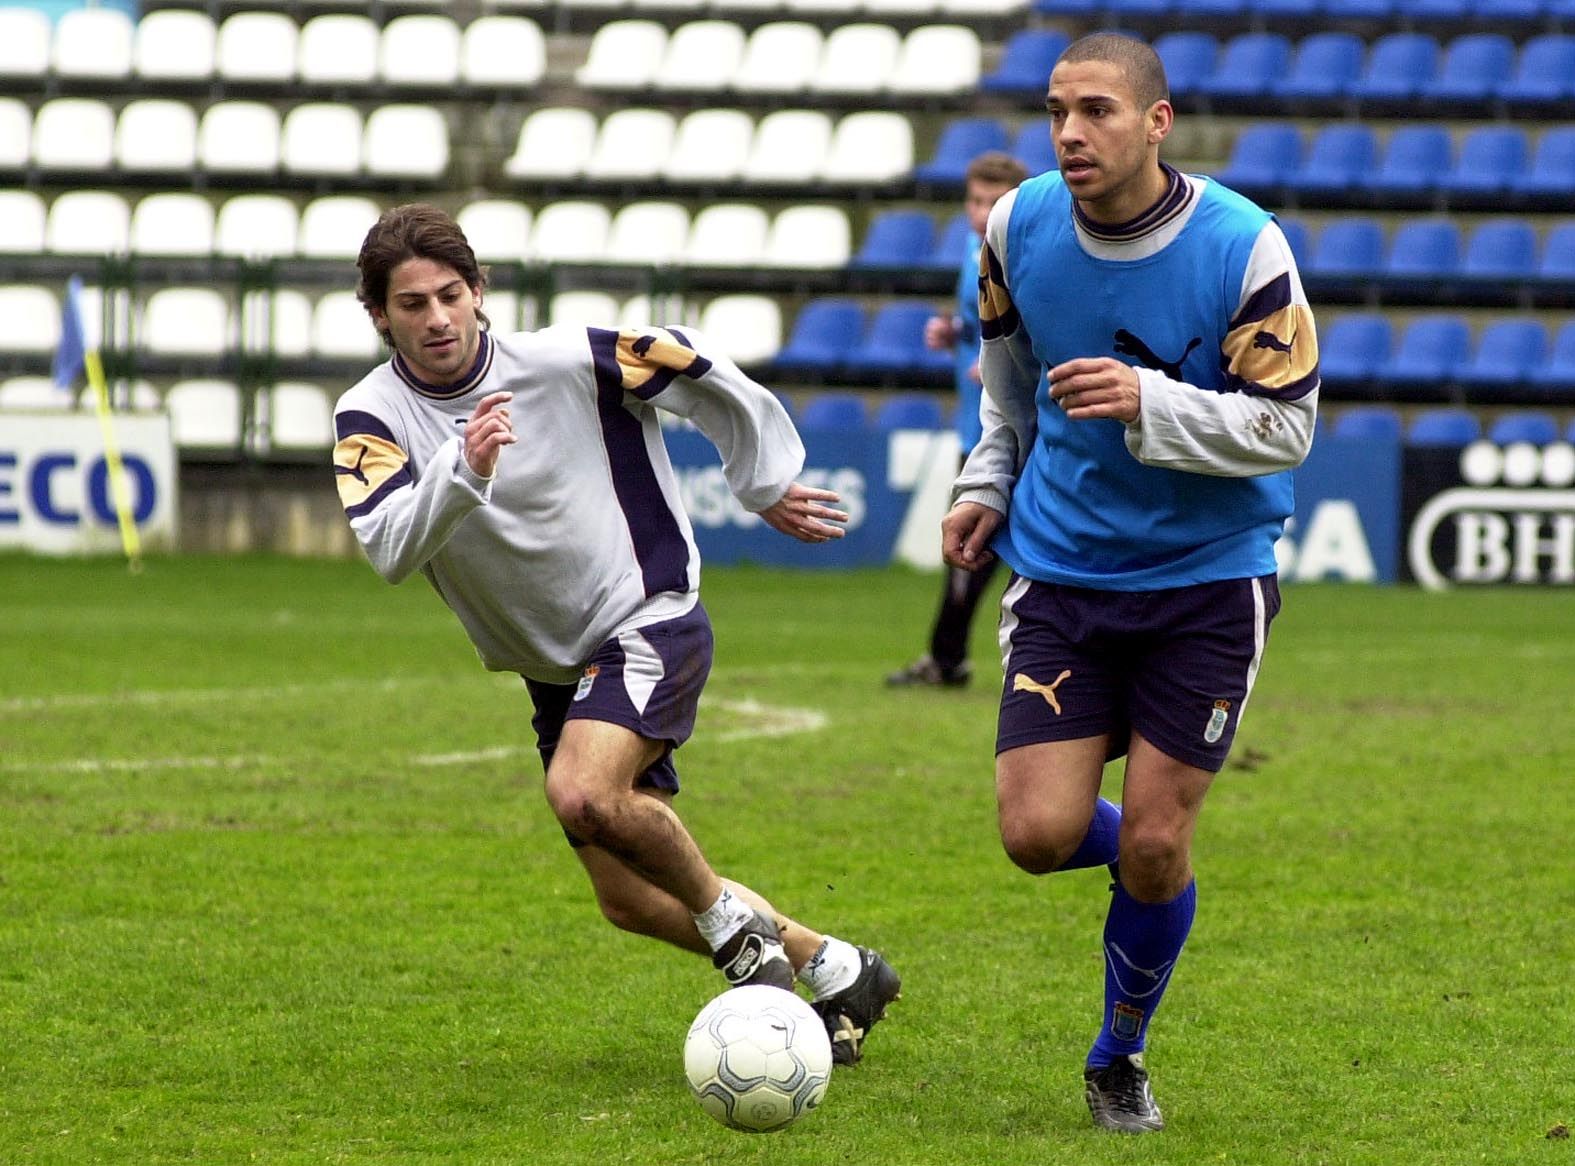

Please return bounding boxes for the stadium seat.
[982,28,1071,96]
[1331,405,1403,441]
[606,200,690,266]
[530,200,613,263]
[1350,32,1440,107]
[0,286,61,354]
[914,117,1011,186]
[845,302,948,375]
[1383,220,1462,283]
[1153,31,1217,101]
[380,14,461,89]
[141,287,233,357]
[456,199,532,263]
[798,392,867,429]
[1010,122,1055,178]
[889,24,981,96]
[1531,324,1575,391]
[166,379,243,452]
[1440,126,1528,201]
[1460,219,1538,283]
[1321,0,1396,17]
[695,294,781,366]
[576,20,668,90]
[1288,124,1378,199]
[281,103,363,178]
[874,393,945,430]
[296,14,380,88]
[1276,217,1310,269]
[51,7,134,80]
[1498,34,1575,111]
[653,20,746,93]
[114,99,199,175]
[664,109,753,184]
[32,99,116,173]
[774,299,865,370]
[814,23,902,95]
[926,212,974,271]
[0,191,46,254]
[1512,126,1575,203]
[0,99,30,170]
[364,105,450,181]
[851,211,935,271]
[733,22,821,95]
[461,16,546,90]
[822,112,913,185]
[1198,33,1291,104]
[133,9,217,82]
[1537,223,1575,284]
[1380,315,1472,386]
[1423,33,1515,111]
[1213,123,1301,197]
[503,107,596,182]
[1366,125,1453,200]
[198,102,281,175]
[215,194,298,259]
[297,195,383,260]
[1488,411,1560,445]
[264,290,313,358]
[548,291,620,329]
[311,291,382,360]
[1405,407,1480,446]
[44,190,130,256]
[741,110,832,186]
[0,8,50,82]
[1456,319,1548,389]
[264,382,335,454]
[1273,32,1364,107]
[0,376,71,410]
[1316,313,1393,385]
[129,192,215,257]
[215,12,296,84]
[763,205,850,269]
[684,202,768,266]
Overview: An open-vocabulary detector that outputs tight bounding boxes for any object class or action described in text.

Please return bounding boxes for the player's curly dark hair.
[355,203,491,339]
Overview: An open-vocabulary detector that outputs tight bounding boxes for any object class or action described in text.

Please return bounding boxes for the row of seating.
[1218,122,1575,209]
[1321,312,1575,395]
[1330,405,1575,447]
[988,28,1575,111]
[1032,0,1575,22]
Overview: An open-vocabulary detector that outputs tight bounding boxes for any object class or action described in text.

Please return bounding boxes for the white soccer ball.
[683,984,833,1133]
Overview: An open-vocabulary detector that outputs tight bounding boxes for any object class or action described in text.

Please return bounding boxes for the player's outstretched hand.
[759,482,848,543]
[464,390,517,478]
[942,501,1002,570]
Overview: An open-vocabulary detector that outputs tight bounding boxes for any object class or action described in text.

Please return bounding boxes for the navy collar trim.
[392,330,493,399]
[1072,163,1193,243]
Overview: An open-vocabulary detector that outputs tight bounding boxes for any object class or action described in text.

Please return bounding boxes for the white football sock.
[691,886,757,952]
[798,937,861,1000]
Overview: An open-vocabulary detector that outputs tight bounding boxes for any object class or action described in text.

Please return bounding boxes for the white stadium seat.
[281,103,363,177]
[166,379,243,451]
[685,203,768,266]
[528,201,612,263]
[311,291,383,359]
[141,288,234,357]
[504,107,597,181]
[741,110,832,186]
[216,12,297,84]
[32,99,116,172]
[130,193,216,257]
[652,20,745,93]
[0,191,46,254]
[549,291,621,328]
[266,382,336,452]
[215,194,299,259]
[606,201,691,266]
[44,190,131,256]
[133,10,217,82]
[813,24,900,95]
[0,286,61,354]
[889,24,981,96]
[380,15,462,88]
[297,14,379,87]
[575,20,668,90]
[763,205,850,268]
[260,289,314,359]
[457,200,533,262]
[697,294,780,365]
[822,111,913,183]
[115,99,200,174]
[0,99,30,169]
[733,22,822,95]
[0,376,72,410]
[52,7,134,80]
[461,16,546,89]
[199,102,282,175]
[663,109,754,183]
[364,105,449,180]
[298,195,383,260]
[584,108,675,182]
[0,8,52,82]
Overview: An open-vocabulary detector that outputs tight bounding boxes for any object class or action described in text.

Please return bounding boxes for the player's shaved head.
[1055,33,1169,110]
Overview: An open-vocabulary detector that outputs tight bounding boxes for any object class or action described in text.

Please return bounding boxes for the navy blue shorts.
[525,603,714,816]
[996,574,1281,773]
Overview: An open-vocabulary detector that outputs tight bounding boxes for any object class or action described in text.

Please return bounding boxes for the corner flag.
[51,277,143,571]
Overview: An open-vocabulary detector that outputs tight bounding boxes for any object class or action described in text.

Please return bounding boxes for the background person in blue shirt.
[888,151,1027,689]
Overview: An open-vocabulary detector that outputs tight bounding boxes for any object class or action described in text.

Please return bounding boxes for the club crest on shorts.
[574,665,600,702]
[1203,699,1231,744]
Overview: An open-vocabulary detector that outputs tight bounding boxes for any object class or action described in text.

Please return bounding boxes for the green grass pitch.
[1,553,1571,1165]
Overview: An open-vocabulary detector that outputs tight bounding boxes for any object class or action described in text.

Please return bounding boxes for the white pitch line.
[0,754,270,775]
[0,676,446,716]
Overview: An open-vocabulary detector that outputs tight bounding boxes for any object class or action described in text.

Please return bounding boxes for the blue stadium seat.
[1460,219,1538,282]
[1252,0,1319,13]
[1350,32,1441,106]
[1321,0,1396,17]
[980,28,1070,97]
[798,392,867,430]
[1381,315,1472,385]
[1276,217,1311,269]
[851,211,935,270]
[1288,124,1379,198]
[1456,320,1549,389]
[1488,411,1560,445]
[914,118,1011,187]
[1317,313,1393,384]
[1184,0,1246,14]
[1366,125,1454,200]
[1384,220,1462,281]
[1440,126,1528,200]
[1153,31,1218,102]
[1213,123,1301,197]
[1331,405,1403,441]
[1010,122,1055,178]
[1105,0,1172,15]
[773,299,864,371]
[1273,32,1365,106]
[874,392,945,431]
[1476,0,1548,22]
[1406,408,1480,446]
[1536,222,1575,283]
[1307,218,1385,279]
[1530,323,1575,392]
[844,303,948,375]
[1512,126,1575,202]
[1198,33,1292,104]
[1031,0,1102,14]
[1422,34,1516,110]
[925,212,972,272]
[1498,34,1575,111]
[1394,0,1472,19]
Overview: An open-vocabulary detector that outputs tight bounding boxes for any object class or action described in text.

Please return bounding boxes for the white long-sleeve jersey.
[332,325,802,682]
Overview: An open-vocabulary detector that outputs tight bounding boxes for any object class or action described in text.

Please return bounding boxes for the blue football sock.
[1059,797,1122,871]
[1088,878,1197,1069]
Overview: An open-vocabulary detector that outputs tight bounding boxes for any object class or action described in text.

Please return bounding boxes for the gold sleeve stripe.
[615,327,713,399]
[333,433,411,517]
[978,241,1019,341]
[1221,303,1319,397]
